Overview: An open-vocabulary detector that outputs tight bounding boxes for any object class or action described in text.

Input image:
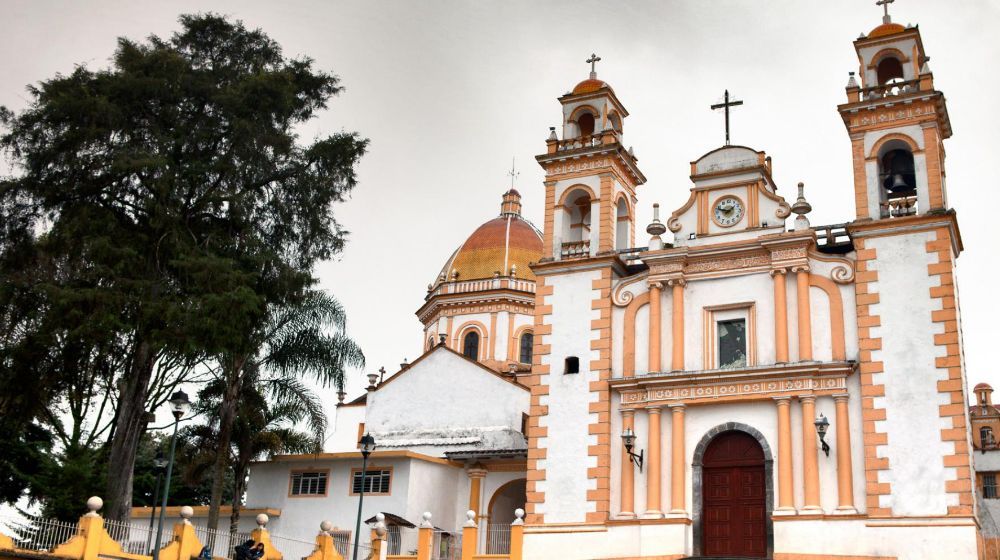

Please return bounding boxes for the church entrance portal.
[700,430,767,558]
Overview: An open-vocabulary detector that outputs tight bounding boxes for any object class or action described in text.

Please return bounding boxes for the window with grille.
[717,319,747,369]
[463,331,480,360]
[290,471,328,496]
[351,468,392,495]
[519,333,533,364]
[984,473,998,499]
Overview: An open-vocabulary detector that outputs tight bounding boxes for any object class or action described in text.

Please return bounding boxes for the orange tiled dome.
[572,78,612,95]
[976,383,994,391]
[869,22,906,38]
[437,195,543,283]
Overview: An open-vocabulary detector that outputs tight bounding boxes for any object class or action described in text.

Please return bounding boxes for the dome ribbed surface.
[572,78,611,95]
[869,22,906,38]
[439,216,542,282]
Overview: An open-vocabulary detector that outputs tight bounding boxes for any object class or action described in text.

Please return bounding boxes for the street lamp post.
[352,433,377,560]
[146,450,168,552]
[152,390,191,560]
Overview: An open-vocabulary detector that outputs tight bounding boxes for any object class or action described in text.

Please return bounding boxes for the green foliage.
[0,12,367,519]
[131,432,233,508]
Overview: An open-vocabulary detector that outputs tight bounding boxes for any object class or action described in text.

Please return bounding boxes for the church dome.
[436,191,543,283]
[572,78,612,95]
[868,22,906,38]
[976,383,993,391]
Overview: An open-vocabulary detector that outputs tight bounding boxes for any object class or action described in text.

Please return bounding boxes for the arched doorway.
[700,430,767,558]
[486,479,526,554]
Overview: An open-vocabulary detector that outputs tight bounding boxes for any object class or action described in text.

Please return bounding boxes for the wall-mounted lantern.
[814,413,831,457]
[621,427,644,473]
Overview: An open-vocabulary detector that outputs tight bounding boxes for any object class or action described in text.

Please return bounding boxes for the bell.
[888,173,910,193]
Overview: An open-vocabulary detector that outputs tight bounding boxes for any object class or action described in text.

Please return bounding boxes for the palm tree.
[205,291,364,533]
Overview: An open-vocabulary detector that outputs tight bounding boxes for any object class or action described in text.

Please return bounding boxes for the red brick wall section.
[525,276,552,524]
[853,239,892,516]
[927,227,975,515]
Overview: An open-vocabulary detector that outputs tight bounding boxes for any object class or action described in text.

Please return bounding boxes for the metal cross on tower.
[710,89,744,146]
[507,157,519,189]
[586,53,601,78]
[876,0,894,24]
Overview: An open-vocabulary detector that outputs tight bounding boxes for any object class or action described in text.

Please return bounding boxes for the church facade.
[245,11,980,560]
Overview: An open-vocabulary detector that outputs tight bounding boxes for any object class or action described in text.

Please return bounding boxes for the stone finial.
[451,269,458,281]
[791,182,812,231]
[337,390,346,405]
[180,506,194,525]
[512,508,525,526]
[647,203,667,250]
[319,520,332,535]
[420,512,433,528]
[85,496,103,517]
[846,72,859,89]
[510,264,517,278]
[256,513,269,528]
[426,283,433,292]
[464,511,477,528]
[547,127,558,141]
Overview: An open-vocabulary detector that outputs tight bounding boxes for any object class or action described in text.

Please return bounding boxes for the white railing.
[385,525,419,556]
[560,239,590,258]
[485,524,510,555]
[195,526,253,559]
[0,515,81,552]
[427,276,536,299]
[882,195,918,218]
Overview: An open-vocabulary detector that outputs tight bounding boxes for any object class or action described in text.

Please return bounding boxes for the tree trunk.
[104,339,156,522]
[206,356,246,534]
[229,459,249,537]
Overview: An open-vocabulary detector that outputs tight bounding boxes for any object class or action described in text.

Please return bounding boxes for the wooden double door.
[701,430,767,558]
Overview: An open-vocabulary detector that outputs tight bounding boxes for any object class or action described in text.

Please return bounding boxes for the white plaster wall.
[694,146,758,175]
[536,269,601,523]
[404,460,463,530]
[611,306,625,379]
[365,348,529,438]
[808,257,860,361]
[523,522,687,560]
[245,458,413,542]
[976,451,1000,472]
[868,231,954,515]
[810,286,834,363]
[328,405,366,452]
[775,519,976,559]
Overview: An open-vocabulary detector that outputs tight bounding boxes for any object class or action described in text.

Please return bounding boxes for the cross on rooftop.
[876,0,894,24]
[507,157,519,189]
[710,89,744,146]
[586,53,601,78]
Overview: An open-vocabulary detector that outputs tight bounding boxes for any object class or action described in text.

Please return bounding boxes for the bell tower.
[536,54,646,259]
[838,8,952,220]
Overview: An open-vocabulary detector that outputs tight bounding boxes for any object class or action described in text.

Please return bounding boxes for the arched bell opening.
[560,188,593,244]
[877,138,918,217]
[615,197,631,251]
[876,56,905,85]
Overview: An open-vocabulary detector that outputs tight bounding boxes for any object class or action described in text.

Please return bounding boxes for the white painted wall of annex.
[535,269,601,523]
[364,348,528,438]
[775,519,976,559]
[328,405,367,453]
[867,231,954,514]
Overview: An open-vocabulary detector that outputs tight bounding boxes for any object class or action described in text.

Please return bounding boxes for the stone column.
[648,282,663,373]
[668,404,686,514]
[774,397,795,513]
[834,394,857,512]
[644,407,663,518]
[794,266,813,361]
[799,396,821,512]
[669,279,686,371]
[771,269,789,363]
[620,410,636,518]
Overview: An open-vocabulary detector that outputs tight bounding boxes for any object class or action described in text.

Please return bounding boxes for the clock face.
[713,196,745,227]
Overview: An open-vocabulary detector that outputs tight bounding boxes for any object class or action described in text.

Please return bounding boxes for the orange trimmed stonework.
[586,267,614,522]
[853,238,891,517]
[525,275,553,524]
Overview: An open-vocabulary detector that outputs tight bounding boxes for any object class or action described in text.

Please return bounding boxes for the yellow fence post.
[250,514,283,560]
[416,512,433,560]
[304,522,343,560]
[508,508,524,560]
[460,511,477,560]
[51,497,145,560]
[157,506,205,560]
[0,530,13,551]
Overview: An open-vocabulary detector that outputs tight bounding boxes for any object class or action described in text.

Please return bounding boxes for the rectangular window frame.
[288,469,330,498]
[349,466,393,497]
[984,473,998,499]
[702,302,757,370]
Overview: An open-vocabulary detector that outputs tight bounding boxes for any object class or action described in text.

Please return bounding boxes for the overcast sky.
[3,1,999,434]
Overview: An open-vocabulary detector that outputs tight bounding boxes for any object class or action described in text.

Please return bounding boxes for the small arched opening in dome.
[560,187,594,246]
[462,330,480,361]
[614,195,631,251]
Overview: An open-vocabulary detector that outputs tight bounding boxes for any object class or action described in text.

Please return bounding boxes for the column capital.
[666,278,687,287]
[832,393,850,402]
[791,264,811,274]
[646,405,663,414]
[769,267,789,277]
[798,394,817,403]
[667,403,686,411]
[773,396,792,405]
[648,280,664,290]
[621,408,636,418]
[467,464,488,479]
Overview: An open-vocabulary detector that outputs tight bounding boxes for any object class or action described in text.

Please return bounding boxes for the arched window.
[426,337,435,351]
[578,112,595,137]
[876,56,904,85]
[982,427,994,450]
[519,332,534,364]
[462,331,480,360]
[615,197,630,251]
